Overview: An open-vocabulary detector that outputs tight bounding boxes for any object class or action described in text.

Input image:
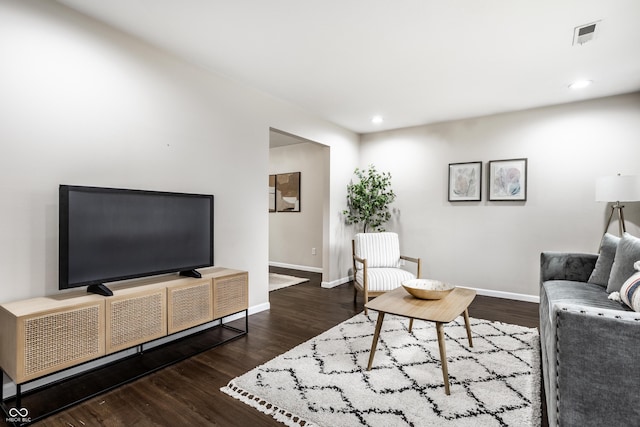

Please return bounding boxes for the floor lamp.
[596,174,640,236]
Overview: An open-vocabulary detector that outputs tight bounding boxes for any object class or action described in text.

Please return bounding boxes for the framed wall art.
[448,161,482,201]
[268,174,276,212]
[488,158,527,201]
[276,172,301,212]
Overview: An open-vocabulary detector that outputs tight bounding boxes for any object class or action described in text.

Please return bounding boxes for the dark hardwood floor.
[6,268,543,427]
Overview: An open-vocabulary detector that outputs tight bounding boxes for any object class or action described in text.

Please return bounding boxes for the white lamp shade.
[596,175,640,202]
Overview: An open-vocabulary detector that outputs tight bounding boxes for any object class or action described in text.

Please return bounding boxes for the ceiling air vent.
[573,21,601,46]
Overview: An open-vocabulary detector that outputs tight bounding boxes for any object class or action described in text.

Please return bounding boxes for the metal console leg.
[15,384,21,410]
[1,370,26,427]
[0,370,6,421]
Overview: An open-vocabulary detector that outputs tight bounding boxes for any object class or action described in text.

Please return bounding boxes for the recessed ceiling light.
[568,80,593,90]
[371,115,383,124]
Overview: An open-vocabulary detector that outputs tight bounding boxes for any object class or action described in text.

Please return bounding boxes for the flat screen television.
[59,185,214,296]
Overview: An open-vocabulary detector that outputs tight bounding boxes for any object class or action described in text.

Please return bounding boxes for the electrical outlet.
[312,248,317,255]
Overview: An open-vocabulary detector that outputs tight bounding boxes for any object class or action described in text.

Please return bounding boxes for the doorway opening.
[268,128,330,286]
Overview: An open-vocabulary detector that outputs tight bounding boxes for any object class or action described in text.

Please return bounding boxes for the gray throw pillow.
[588,233,620,287]
[607,233,640,293]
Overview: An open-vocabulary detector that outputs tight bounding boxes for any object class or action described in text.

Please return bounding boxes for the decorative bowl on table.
[402,279,455,300]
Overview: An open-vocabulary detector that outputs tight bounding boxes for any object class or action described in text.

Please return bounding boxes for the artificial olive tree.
[343,165,396,232]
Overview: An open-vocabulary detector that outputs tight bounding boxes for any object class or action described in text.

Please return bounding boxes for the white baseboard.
[321,276,352,288]
[269,262,322,273]
[248,302,270,315]
[469,287,540,303]
[329,275,540,303]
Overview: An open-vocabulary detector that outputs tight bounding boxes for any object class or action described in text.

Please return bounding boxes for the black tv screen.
[59,185,213,294]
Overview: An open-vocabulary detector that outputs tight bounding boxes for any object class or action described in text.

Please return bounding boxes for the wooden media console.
[0,267,248,425]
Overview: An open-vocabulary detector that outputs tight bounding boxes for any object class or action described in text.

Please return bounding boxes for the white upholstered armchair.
[352,232,422,313]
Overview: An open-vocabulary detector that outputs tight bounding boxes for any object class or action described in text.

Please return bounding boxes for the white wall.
[5,0,637,349]
[0,0,359,307]
[269,142,327,271]
[360,93,640,299]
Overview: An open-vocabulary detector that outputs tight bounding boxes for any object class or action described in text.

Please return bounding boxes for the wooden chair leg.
[364,289,369,315]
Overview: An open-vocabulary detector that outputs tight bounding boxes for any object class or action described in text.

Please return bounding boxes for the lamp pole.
[604,201,626,236]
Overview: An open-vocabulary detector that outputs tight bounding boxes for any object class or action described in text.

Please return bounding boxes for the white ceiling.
[56,0,640,134]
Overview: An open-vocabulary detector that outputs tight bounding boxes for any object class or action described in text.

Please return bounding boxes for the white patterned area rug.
[221,312,541,427]
[269,273,310,292]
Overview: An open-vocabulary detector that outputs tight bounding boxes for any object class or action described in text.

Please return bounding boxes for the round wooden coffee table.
[365,285,476,395]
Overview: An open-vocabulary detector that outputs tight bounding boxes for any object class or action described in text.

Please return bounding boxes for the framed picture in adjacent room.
[488,158,527,201]
[448,161,482,201]
[276,172,301,212]
[268,175,276,212]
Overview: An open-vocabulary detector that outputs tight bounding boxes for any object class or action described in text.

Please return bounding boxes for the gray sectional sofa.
[540,236,640,426]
